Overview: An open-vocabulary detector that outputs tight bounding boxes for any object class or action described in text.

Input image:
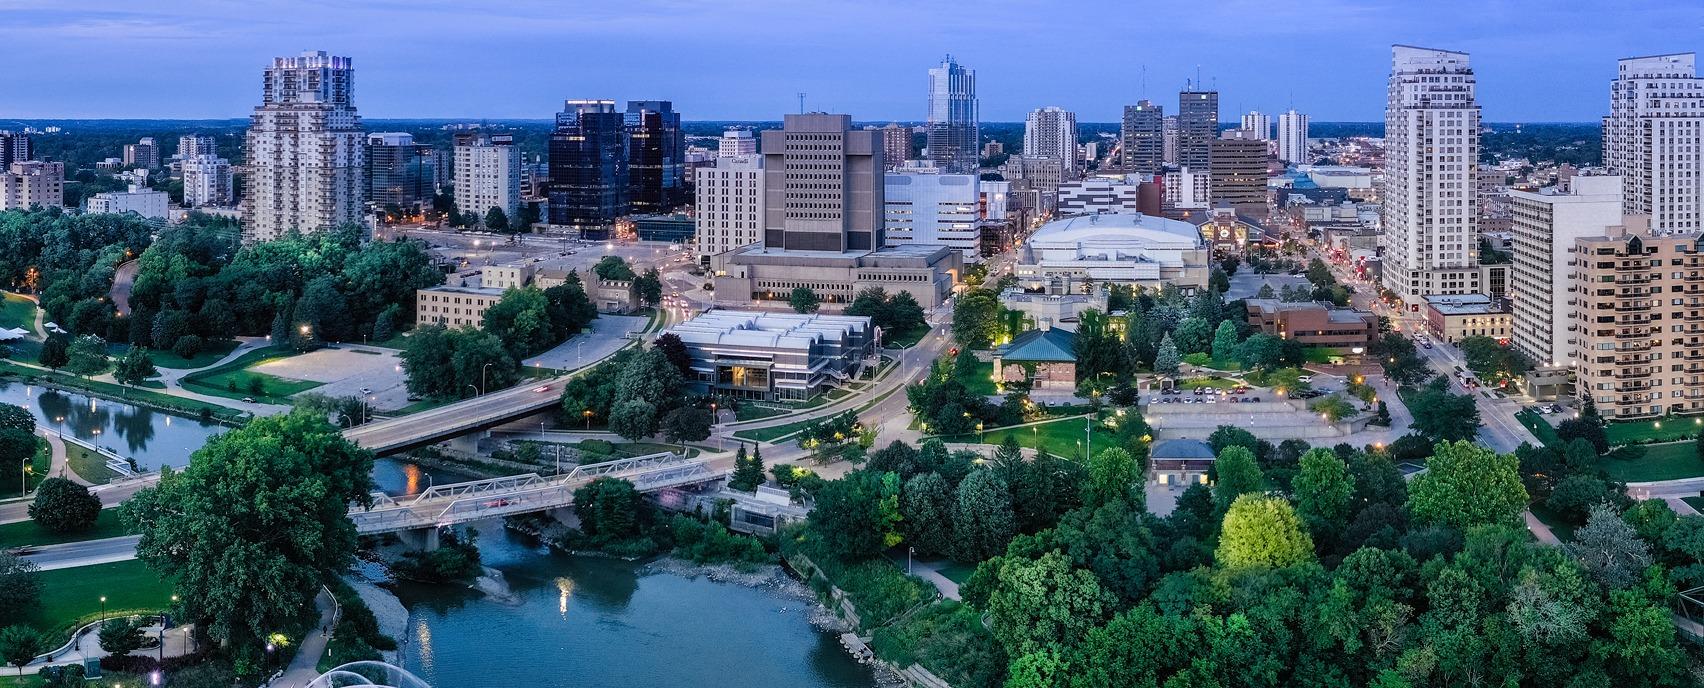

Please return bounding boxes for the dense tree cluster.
[557,341,717,444]
[400,324,519,400]
[0,207,155,341]
[844,287,927,342]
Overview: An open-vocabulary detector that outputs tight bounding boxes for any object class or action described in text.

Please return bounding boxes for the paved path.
[522,314,647,370]
[109,260,139,317]
[903,558,961,601]
[16,618,195,675]
[273,588,337,687]
[1523,511,1561,545]
[0,475,157,524]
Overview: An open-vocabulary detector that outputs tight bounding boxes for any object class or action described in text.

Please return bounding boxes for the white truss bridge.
[349,452,721,535]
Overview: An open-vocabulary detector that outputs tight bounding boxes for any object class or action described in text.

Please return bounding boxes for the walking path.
[273,588,337,687]
[1523,510,1561,545]
[12,616,195,675]
[903,559,962,601]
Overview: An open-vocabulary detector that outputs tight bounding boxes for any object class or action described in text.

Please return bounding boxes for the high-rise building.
[1,161,64,210]
[0,131,32,168]
[1120,100,1164,175]
[547,99,629,239]
[1510,176,1623,367]
[367,132,435,214]
[1604,53,1704,235]
[1239,110,1271,140]
[1210,132,1270,213]
[885,162,982,259]
[999,156,1067,216]
[1024,106,1078,169]
[763,113,884,251]
[718,129,756,158]
[926,56,978,174]
[625,100,685,213]
[1057,177,1141,216]
[1566,217,1704,420]
[1177,90,1219,171]
[1277,109,1310,164]
[123,137,159,169]
[242,50,366,241]
[694,155,765,258]
[879,124,911,169]
[454,132,521,225]
[177,134,217,159]
[1162,115,1179,165]
[1164,167,1211,213]
[182,155,233,207]
[1381,45,1482,304]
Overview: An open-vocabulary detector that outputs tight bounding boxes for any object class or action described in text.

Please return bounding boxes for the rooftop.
[996,327,1077,363]
[1027,211,1202,248]
[666,310,871,352]
[1424,293,1506,316]
[1150,438,1215,461]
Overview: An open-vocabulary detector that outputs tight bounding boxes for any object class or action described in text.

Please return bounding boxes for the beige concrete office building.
[1510,176,1623,367]
[1568,217,1704,419]
[1,161,63,210]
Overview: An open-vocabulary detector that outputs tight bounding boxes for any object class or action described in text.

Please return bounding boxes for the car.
[1204,396,1217,404]
[1422,341,1433,349]
[482,498,514,509]
[1193,388,1206,395]
[1249,396,1261,402]
[1297,375,1314,383]
[1548,404,1564,413]
[1228,397,1240,403]
[532,385,552,393]
[242,397,255,403]
[359,387,371,395]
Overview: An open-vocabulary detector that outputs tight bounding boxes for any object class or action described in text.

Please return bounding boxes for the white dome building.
[1013,212,1211,293]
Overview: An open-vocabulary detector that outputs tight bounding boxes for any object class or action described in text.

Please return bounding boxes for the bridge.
[350,452,721,548]
[341,376,571,455]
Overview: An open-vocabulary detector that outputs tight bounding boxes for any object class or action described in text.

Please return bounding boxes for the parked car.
[1298,375,1314,383]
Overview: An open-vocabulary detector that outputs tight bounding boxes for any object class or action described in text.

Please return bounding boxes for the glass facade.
[625,100,685,213]
[548,100,629,239]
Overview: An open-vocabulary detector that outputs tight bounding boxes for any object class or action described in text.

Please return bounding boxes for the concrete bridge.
[341,377,571,456]
[351,452,721,549]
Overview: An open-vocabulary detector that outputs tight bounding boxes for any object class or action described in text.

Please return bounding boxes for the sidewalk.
[272,587,337,687]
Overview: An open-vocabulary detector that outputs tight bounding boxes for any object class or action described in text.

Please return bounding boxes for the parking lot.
[248,345,412,411]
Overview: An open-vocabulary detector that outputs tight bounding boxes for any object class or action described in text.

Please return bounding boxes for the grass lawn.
[0,361,246,423]
[735,405,790,422]
[1528,504,1578,542]
[884,324,930,349]
[0,439,51,498]
[180,346,320,404]
[144,338,241,369]
[1595,440,1704,482]
[65,442,118,484]
[1516,409,1562,447]
[0,292,37,333]
[0,509,129,548]
[1683,496,1704,514]
[1606,417,1704,446]
[963,359,998,396]
[934,415,1113,461]
[1301,347,1338,364]
[24,559,174,636]
[733,417,820,443]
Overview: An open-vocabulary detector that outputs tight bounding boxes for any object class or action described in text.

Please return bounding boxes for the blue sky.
[2,0,1701,122]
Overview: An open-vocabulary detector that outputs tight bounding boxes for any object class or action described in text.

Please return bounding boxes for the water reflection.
[0,381,222,471]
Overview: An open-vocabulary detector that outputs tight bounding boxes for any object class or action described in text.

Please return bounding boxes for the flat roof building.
[1424,293,1510,343]
[1510,176,1623,367]
[1014,211,1210,292]
[1244,299,1377,349]
[665,310,875,400]
[415,285,505,330]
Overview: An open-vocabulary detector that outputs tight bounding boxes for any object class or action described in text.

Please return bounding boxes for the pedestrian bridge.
[308,661,431,688]
[349,452,721,538]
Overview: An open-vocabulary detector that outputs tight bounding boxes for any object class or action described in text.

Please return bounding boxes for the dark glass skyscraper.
[366,132,435,213]
[1177,89,1219,171]
[548,99,629,239]
[926,56,978,174]
[625,100,684,213]
[1120,100,1164,175]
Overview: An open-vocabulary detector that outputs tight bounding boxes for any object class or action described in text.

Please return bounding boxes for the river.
[391,522,877,688]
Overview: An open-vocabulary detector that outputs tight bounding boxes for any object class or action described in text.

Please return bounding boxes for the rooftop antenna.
[1195,65,1202,90]
[797,92,807,114]
[1141,65,1147,98]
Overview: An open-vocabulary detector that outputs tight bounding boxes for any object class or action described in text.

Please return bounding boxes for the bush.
[829,559,933,631]
[172,335,204,360]
[870,601,1006,688]
[668,515,771,568]
[28,477,102,534]
[392,529,483,583]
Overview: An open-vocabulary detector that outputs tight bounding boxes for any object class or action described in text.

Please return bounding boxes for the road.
[0,477,157,524]
[109,259,139,317]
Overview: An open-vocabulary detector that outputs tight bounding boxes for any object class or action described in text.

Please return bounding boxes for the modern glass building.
[926,56,979,174]
[366,132,435,214]
[625,100,685,214]
[548,99,629,239]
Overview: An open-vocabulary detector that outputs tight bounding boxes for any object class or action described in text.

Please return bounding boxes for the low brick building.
[993,326,1077,391]
[1244,299,1377,350]
[1424,294,1511,344]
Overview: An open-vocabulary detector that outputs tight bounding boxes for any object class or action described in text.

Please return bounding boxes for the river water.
[0,382,875,687]
[391,522,876,688]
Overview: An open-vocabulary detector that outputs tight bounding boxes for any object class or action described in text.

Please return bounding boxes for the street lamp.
[482,362,493,394]
[583,409,592,430]
[100,596,106,619]
[466,384,479,398]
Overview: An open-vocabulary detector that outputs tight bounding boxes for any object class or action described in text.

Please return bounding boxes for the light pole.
[466,384,479,399]
[481,363,493,394]
[100,596,106,619]
[908,546,915,575]
[583,409,592,430]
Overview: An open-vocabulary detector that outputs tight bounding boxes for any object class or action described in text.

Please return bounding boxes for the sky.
[2,0,1702,122]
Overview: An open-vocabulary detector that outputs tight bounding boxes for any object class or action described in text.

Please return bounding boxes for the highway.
[343,376,570,454]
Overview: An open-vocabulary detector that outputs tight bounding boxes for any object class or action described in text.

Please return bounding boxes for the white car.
[1297,375,1314,383]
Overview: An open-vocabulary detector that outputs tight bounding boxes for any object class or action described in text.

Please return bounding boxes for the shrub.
[830,560,933,630]
[870,601,1006,688]
[668,515,771,568]
[172,335,204,360]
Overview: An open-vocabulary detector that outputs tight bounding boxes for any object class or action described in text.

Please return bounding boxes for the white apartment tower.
[1024,106,1078,169]
[453,132,522,225]
[718,129,757,158]
[694,155,766,258]
[1381,45,1482,304]
[1604,53,1704,235]
[1509,176,1624,367]
[241,51,366,241]
[884,163,981,260]
[181,155,233,207]
[1277,109,1310,164]
[1239,110,1271,140]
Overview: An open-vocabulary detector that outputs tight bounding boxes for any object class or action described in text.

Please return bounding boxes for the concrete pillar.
[446,430,489,456]
[401,527,441,551]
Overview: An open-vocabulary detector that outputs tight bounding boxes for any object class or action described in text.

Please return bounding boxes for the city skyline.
[2,1,1701,121]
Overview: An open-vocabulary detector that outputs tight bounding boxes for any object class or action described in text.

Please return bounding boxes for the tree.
[660,406,711,447]
[1369,333,1428,387]
[121,411,374,652]
[788,287,821,314]
[1237,333,1286,371]
[97,617,145,656]
[1210,320,1239,363]
[901,472,954,557]
[652,333,693,376]
[1556,418,1610,455]
[1212,446,1264,511]
[807,470,902,560]
[1594,590,1685,684]
[987,551,1113,657]
[633,268,663,307]
[37,335,68,371]
[1306,257,1334,287]
[728,445,766,492]
[952,289,1003,349]
[112,346,157,386]
[0,405,31,434]
[1293,448,1356,533]
[1406,379,1481,442]
[573,477,643,541]
[484,287,559,358]
[0,626,43,676]
[1215,494,1315,569]
[172,334,204,360]
[64,334,109,377]
[1568,504,1652,590]
[1153,333,1180,376]
[1546,474,1614,524]
[27,477,100,534]
[610,399,659,440]
[484,206,509,231]
[592,256,637,282]
[952,469,1016,563]
[1406,440,1528,530]
[1086,447,1140,506]
[0,553,40,621]
[1208,267,1230,294]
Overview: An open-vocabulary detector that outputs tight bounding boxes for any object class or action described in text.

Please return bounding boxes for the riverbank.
[0,362,248,425]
